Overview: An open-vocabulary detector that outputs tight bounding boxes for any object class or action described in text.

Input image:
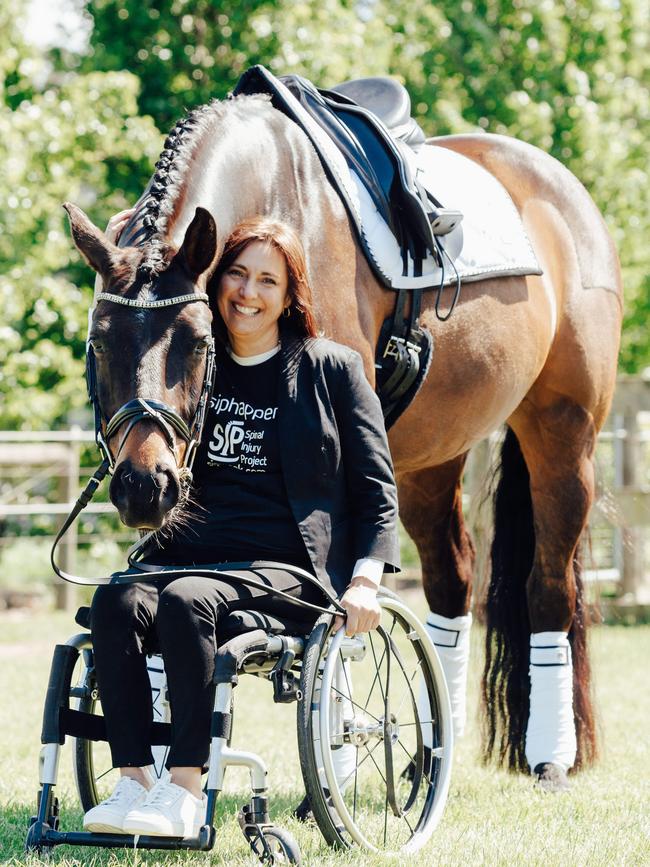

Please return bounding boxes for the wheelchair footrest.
[27,827,215,851]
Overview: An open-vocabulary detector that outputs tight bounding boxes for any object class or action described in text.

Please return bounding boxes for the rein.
[51,290,346,618]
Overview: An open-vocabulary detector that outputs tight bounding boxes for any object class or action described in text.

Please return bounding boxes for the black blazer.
[275,334,400,596]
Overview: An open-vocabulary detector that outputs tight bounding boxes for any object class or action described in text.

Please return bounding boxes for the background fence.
[1,377,649,617]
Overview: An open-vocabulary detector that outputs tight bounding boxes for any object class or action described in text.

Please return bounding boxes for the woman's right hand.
[94,208,135,295]
[105,208,136,244]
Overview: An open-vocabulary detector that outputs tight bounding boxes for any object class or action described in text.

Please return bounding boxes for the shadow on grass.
[5,791,326,864]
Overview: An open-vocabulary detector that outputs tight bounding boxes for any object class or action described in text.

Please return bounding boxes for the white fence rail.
[1,378,649,613]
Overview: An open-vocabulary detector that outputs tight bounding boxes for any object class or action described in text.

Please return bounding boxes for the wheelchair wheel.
[72,651,170,811]
[297,588,453,855]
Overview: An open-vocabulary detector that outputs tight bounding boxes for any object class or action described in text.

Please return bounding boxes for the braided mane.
[125,94,272,284]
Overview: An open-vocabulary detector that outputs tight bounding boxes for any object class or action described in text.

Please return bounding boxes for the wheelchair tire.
[71,653,170,812]
[250,826,302,865]
[71,663,109,813]
[296,588,453,855]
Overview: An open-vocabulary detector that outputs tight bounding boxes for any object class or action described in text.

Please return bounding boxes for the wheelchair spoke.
[395,737,437,789]
[383,786,389,847]
[391,656,424,721]
[95,767,114,783]
[353,738,360,822]
[329,685,382,723]
[367,632,387,705]
[362,739,388,788]
[362,614,398,711]
[336,739,382,791]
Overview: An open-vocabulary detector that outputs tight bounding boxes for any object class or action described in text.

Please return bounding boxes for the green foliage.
[82,0,650,373]
[0,0,647,432]
[0,3,162,429]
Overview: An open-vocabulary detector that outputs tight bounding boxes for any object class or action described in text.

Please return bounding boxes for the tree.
[0,0,161,429]
[82,0,649,371]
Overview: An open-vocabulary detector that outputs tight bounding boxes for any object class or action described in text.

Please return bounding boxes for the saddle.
[234,65,462,427]
[234,66,462,283]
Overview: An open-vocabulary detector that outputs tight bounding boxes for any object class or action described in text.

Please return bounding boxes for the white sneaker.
[83,776,149,833]
[123,780,207,837]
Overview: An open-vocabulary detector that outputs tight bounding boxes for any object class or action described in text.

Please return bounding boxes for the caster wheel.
[251,826,302,865]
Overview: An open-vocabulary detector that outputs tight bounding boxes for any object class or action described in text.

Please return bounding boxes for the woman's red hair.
[211,217,318,340]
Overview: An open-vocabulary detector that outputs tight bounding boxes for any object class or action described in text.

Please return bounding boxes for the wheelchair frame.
[26,589,453,863]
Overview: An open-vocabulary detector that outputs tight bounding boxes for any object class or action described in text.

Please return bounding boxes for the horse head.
[64,203,217,531]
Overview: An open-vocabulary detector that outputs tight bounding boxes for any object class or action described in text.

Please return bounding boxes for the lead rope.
[50,454,346,615]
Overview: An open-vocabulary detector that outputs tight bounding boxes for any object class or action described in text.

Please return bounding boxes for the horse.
[64,91,622,791]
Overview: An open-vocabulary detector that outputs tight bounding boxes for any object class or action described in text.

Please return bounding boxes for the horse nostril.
[109,460,180,528]
[157,467,180,511]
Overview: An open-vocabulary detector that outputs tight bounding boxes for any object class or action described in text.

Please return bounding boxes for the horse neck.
[165,111,303,254]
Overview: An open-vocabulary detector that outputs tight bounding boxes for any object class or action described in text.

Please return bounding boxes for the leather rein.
[50,290,345,617]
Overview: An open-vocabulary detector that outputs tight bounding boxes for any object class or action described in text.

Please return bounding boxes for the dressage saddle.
[234,65,462,279]
[233,65,458,428]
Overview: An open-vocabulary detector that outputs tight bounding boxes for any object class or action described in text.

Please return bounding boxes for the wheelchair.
[26,577,453,863]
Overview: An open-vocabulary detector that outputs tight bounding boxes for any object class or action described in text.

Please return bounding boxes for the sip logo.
[207,420,245,463]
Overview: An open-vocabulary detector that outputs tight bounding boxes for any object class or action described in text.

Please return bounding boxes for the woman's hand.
[94,208,136,295]
[105,208,136,243]
[332,576,381,637]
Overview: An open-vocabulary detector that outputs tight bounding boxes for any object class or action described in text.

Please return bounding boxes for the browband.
[94,292,209,309]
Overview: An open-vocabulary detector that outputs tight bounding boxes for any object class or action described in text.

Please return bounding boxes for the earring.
[283,306,291,318]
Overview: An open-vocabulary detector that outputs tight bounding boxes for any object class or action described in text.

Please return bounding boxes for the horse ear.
[178,207,218,277]
[63,202,118,276]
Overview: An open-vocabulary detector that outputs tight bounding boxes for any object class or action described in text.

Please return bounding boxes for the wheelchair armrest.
[214,629,271,686]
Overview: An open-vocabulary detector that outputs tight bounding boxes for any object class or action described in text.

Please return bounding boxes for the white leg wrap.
[314,659,356,792]
[525,631,577,773]
[331,659,357,789]
[424,611,472,739]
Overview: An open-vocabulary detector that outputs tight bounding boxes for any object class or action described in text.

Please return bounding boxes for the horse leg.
[398,456,475,738]
[483,400,598,789]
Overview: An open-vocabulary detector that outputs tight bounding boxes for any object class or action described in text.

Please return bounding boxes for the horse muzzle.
[109,458,181,529]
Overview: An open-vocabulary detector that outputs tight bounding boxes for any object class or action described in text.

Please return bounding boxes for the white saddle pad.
[351,142,542,289]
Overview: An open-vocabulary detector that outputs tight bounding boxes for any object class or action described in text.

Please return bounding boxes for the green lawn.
[1,606,649,866]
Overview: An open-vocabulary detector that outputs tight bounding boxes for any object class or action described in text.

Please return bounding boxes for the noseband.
[88,290,215,476]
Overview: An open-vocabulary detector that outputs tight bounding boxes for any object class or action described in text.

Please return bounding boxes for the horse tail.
[570,555,598,768]
[482,426,598,771]
[482,426,533,771]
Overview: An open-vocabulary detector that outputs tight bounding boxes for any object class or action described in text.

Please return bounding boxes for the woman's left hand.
[332,577,382,637]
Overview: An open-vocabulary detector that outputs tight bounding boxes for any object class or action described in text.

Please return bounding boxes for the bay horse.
[64,92,622,790]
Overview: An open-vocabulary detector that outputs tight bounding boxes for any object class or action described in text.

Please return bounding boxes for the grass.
[1,605,649,866]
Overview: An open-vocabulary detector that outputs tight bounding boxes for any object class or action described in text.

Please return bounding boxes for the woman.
[83,215,400,837]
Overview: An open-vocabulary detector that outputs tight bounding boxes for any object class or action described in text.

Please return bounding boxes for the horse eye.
[90,340,105,355]
[193,339,208,355]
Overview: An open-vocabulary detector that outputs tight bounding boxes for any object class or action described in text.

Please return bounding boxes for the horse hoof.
[293,794,314,823]
[534,762,570,793]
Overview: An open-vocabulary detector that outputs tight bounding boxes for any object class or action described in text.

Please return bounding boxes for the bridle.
[88,290,216,476]
[52,289,216,585]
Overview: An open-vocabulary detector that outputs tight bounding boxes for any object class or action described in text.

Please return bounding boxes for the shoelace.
[144,782,182,808]
[103,777,143,805]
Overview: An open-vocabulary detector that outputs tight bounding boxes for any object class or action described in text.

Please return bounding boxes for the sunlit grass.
[1,607,649,865]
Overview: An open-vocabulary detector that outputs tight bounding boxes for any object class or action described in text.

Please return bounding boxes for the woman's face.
[217,240,290,356]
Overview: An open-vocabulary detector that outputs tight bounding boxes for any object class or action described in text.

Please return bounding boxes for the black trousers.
[90,565,323,769]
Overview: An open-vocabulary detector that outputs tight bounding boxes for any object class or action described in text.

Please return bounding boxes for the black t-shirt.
[149,350,311,569]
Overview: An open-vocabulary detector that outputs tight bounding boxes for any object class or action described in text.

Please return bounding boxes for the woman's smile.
[217,240,290,356]
[232,303,260,317]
